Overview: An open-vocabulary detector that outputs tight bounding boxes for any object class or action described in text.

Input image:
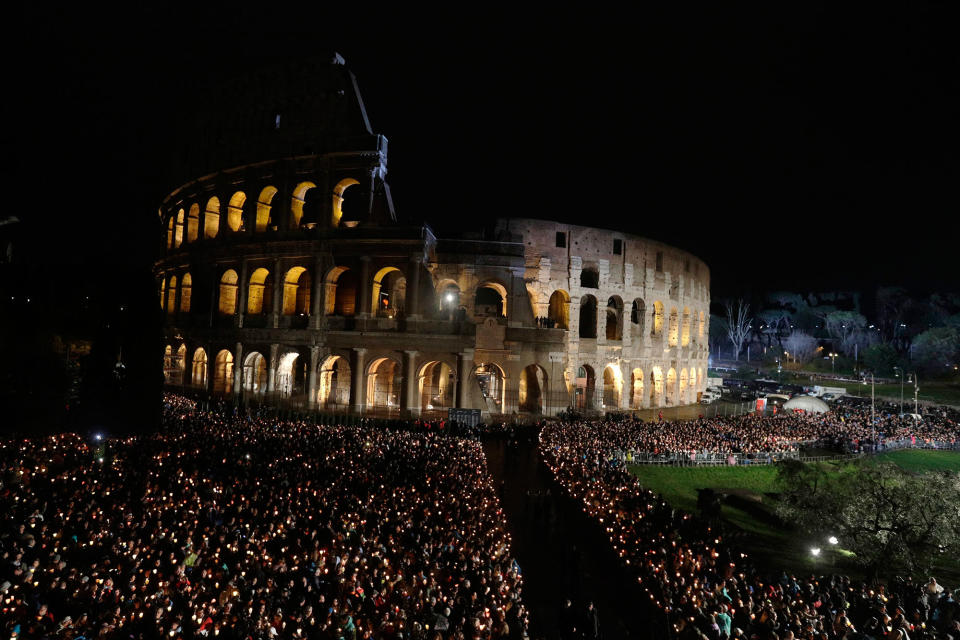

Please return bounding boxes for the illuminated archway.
[650,366,663,407]
[291,181,317,228]
[475,282,507,318]
[256,186,278,233]
[681,307,691,346]
[548,290,570,329]
[666,368,677,405]
[332,178,360,227]
[419,361,455,411]
[227,192,245,232]
[602,364,622,408]
[166,276,177,315]
[519,364,547,413]
[575,364,596,410]
[699,311,705,338]
[579,295,598,339]
[679,368,689,403]
[325,267,358,316]
[652,301,664,337]
[179,273,192,313]
[475,363,505,412]
[213,349,234,394]
[218,270,239,315]
[166,216,174,249]
[204,197,220,238]
[372,267,406,317]
[437,281,461,317]
[630,368,644,409]
[276,352,304,398]
[246,268,272,315]
[366,357,401,410]
[187,204,200,243]
[192,348,208,387]
[242,352,268,394]
[163,345,174,383]
[174,209,184,247]
[318,355,351,407]
[282,266,311,315]
[159,277,166,310]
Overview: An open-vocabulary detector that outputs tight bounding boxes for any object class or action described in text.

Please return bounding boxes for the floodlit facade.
[156,55,710,417]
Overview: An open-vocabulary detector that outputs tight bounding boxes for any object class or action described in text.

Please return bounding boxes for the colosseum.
[156,54,710,418]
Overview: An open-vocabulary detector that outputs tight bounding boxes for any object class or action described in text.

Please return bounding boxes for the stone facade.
[155,56,710,418]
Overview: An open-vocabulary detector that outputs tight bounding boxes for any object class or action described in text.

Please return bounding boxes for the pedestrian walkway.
[484,434,663,640]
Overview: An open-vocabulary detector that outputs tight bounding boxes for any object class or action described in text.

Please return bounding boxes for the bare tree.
[724,299,753,361]
[783,330,817,364]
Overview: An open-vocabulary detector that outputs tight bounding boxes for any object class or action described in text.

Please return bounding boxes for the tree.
[911,326,960,374]
[824,311,867,356]
[863,343,898,376]
[782,330,817,364]
[723,300,752,361]
[776,460,960,577]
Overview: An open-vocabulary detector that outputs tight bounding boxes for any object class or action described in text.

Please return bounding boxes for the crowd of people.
[0,394,526,639]
[540,411,960,639]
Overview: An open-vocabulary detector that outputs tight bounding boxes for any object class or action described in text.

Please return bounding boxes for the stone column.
[236,259,249,328]
[232,342,243,399]
[271,258,282,328]
[267,343,279,393]
[173,272,183,325]
[205,345,216,396]
[456,349,474,408]
[307,346,320,407]
[357,256,372,318]
[350,348,367,412]
[406,254,422,320]
[310,256,324,329]
[402,350,418,415]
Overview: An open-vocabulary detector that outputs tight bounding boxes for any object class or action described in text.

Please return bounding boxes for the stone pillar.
[307,346,320,407]
[310,256,324,329]
[357,256,372,318]
[173,272,183,324]
[350,347,367,412]
[232,342,243,399]
[236,259,249,328]
[456,349,474,408]
[267,343,279,393]
[402,350,418,415]
[406,255,422,320]
[205,345,216,396]
[271,258,282,328]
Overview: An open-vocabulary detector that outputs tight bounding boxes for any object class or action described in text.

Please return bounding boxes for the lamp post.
[830,352,838,373]
[912,372,919,416]
[894,367,904,414]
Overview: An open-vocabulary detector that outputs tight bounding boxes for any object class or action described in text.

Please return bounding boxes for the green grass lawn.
[629,450,960,579]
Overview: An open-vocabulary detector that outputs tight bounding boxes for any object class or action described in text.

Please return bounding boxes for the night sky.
[7,5,957,298]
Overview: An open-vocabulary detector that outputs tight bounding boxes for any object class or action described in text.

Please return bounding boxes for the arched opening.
[438,281,461,318]
[218,270,239,315]
[204,197,220,238]
[166,217,174,249]
[332,178,361,227]
[697,368,704,390]
[519,364,547,413]
[580,267,599,289]
[226,192,246,233]
[179,273,192,313]
[548,290,570,329]
[475,363,505,412]
[213,349,234,394]
[162,345,174,383]
[475,283,507,318]
[602,364,622,408]
[166,276,177,315]
[579,295,597,339]
[366,357,401,410]
[631,299,646,337]
[699,311,705,338]
[606,296,623,341]
[681,307,691,346]
[282,267,312,316]
[318,355,351,408]
[159,277,166,309]
[574,365,595,410]
[276,352,305,398]
[174,209,184,247]
[652,301,664,337]
[666,368,677,405]
[630,368,644,409]
[325,267,358,316]
[668,308,679,347]
[650,366,663,407]
[192,348,208,387]
[256,186,278,233]
[187,204,200,242]
[679,368,689,404]
[419,361,454,411]
[242,352,268,394]
[291,181,317,229]
[372,267,406,317]
[246,268,273,315]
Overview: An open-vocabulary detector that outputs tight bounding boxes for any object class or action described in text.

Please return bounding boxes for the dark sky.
[7,5,957,298]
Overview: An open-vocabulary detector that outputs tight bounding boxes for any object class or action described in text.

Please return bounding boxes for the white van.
[700,389,722,404]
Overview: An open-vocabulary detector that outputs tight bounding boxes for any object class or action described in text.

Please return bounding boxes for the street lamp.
[894,367,904,415]
[829,352,838,373]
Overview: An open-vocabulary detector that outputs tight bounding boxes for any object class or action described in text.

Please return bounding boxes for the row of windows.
[164,178,362,250]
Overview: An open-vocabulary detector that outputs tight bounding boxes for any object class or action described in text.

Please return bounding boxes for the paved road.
[484,434,664,640]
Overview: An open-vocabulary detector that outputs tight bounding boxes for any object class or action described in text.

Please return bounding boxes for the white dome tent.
[783,396,830,414]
